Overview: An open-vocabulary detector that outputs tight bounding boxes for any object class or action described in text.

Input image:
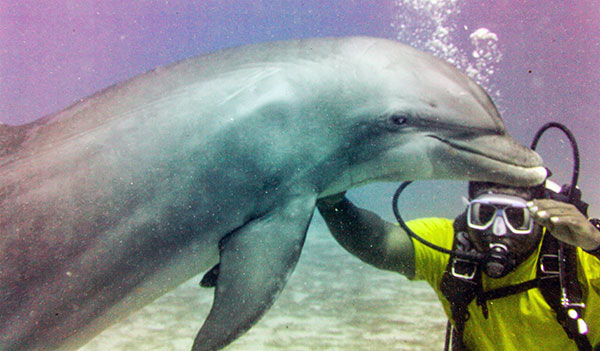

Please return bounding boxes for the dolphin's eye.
[390,114,408,126]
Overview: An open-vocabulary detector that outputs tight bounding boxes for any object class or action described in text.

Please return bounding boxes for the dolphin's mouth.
[425,134,547,186]
[426,134,533,168]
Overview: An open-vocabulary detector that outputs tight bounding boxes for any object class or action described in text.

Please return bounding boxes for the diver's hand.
[527,199,600,251]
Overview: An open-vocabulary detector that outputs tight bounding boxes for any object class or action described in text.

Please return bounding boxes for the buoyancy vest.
[440,214,594,351]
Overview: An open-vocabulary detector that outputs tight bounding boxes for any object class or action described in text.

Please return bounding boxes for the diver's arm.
[317,194,415,277]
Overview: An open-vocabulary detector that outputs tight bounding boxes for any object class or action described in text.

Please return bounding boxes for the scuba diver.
[316,124,600,350]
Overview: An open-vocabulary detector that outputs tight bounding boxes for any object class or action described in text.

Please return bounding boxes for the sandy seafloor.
[80,218,447,351]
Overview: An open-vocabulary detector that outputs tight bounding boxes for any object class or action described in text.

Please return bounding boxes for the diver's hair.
[468,181,545,200]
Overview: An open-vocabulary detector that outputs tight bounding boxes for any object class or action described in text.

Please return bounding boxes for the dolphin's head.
[324,37,546,193]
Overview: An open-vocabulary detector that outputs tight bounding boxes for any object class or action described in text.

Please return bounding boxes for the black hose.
[392,181,485,261]
[530,122,580,202]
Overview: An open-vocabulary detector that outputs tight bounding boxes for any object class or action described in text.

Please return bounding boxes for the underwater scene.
[1,1,598,350]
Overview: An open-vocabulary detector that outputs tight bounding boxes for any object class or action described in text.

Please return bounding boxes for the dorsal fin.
[0,122,31,158]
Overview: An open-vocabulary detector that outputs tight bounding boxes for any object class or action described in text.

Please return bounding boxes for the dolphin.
[0,36,545,351]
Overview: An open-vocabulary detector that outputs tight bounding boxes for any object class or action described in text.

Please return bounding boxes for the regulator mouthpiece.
[485,243,510,278]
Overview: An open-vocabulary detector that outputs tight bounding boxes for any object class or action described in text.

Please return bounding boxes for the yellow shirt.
[408,218,600,351]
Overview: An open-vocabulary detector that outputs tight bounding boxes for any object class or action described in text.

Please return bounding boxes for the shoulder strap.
[441,213,481,351]
[537,234,592,351]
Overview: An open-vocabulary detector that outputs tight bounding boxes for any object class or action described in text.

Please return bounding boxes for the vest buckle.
[540,254,560,274]
[451,258,477,280]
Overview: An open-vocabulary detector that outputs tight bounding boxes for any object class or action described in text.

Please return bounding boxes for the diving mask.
[467,193,534,235]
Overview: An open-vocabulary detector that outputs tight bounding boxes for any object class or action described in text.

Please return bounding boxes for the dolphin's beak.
[430,134,541,168]
[428,134,547,186]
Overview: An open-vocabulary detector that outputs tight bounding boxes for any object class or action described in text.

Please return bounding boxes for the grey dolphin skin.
[0,36,546,351]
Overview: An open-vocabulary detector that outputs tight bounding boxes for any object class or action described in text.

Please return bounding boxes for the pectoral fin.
[192,195,316,351]
[200,264,220,288]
